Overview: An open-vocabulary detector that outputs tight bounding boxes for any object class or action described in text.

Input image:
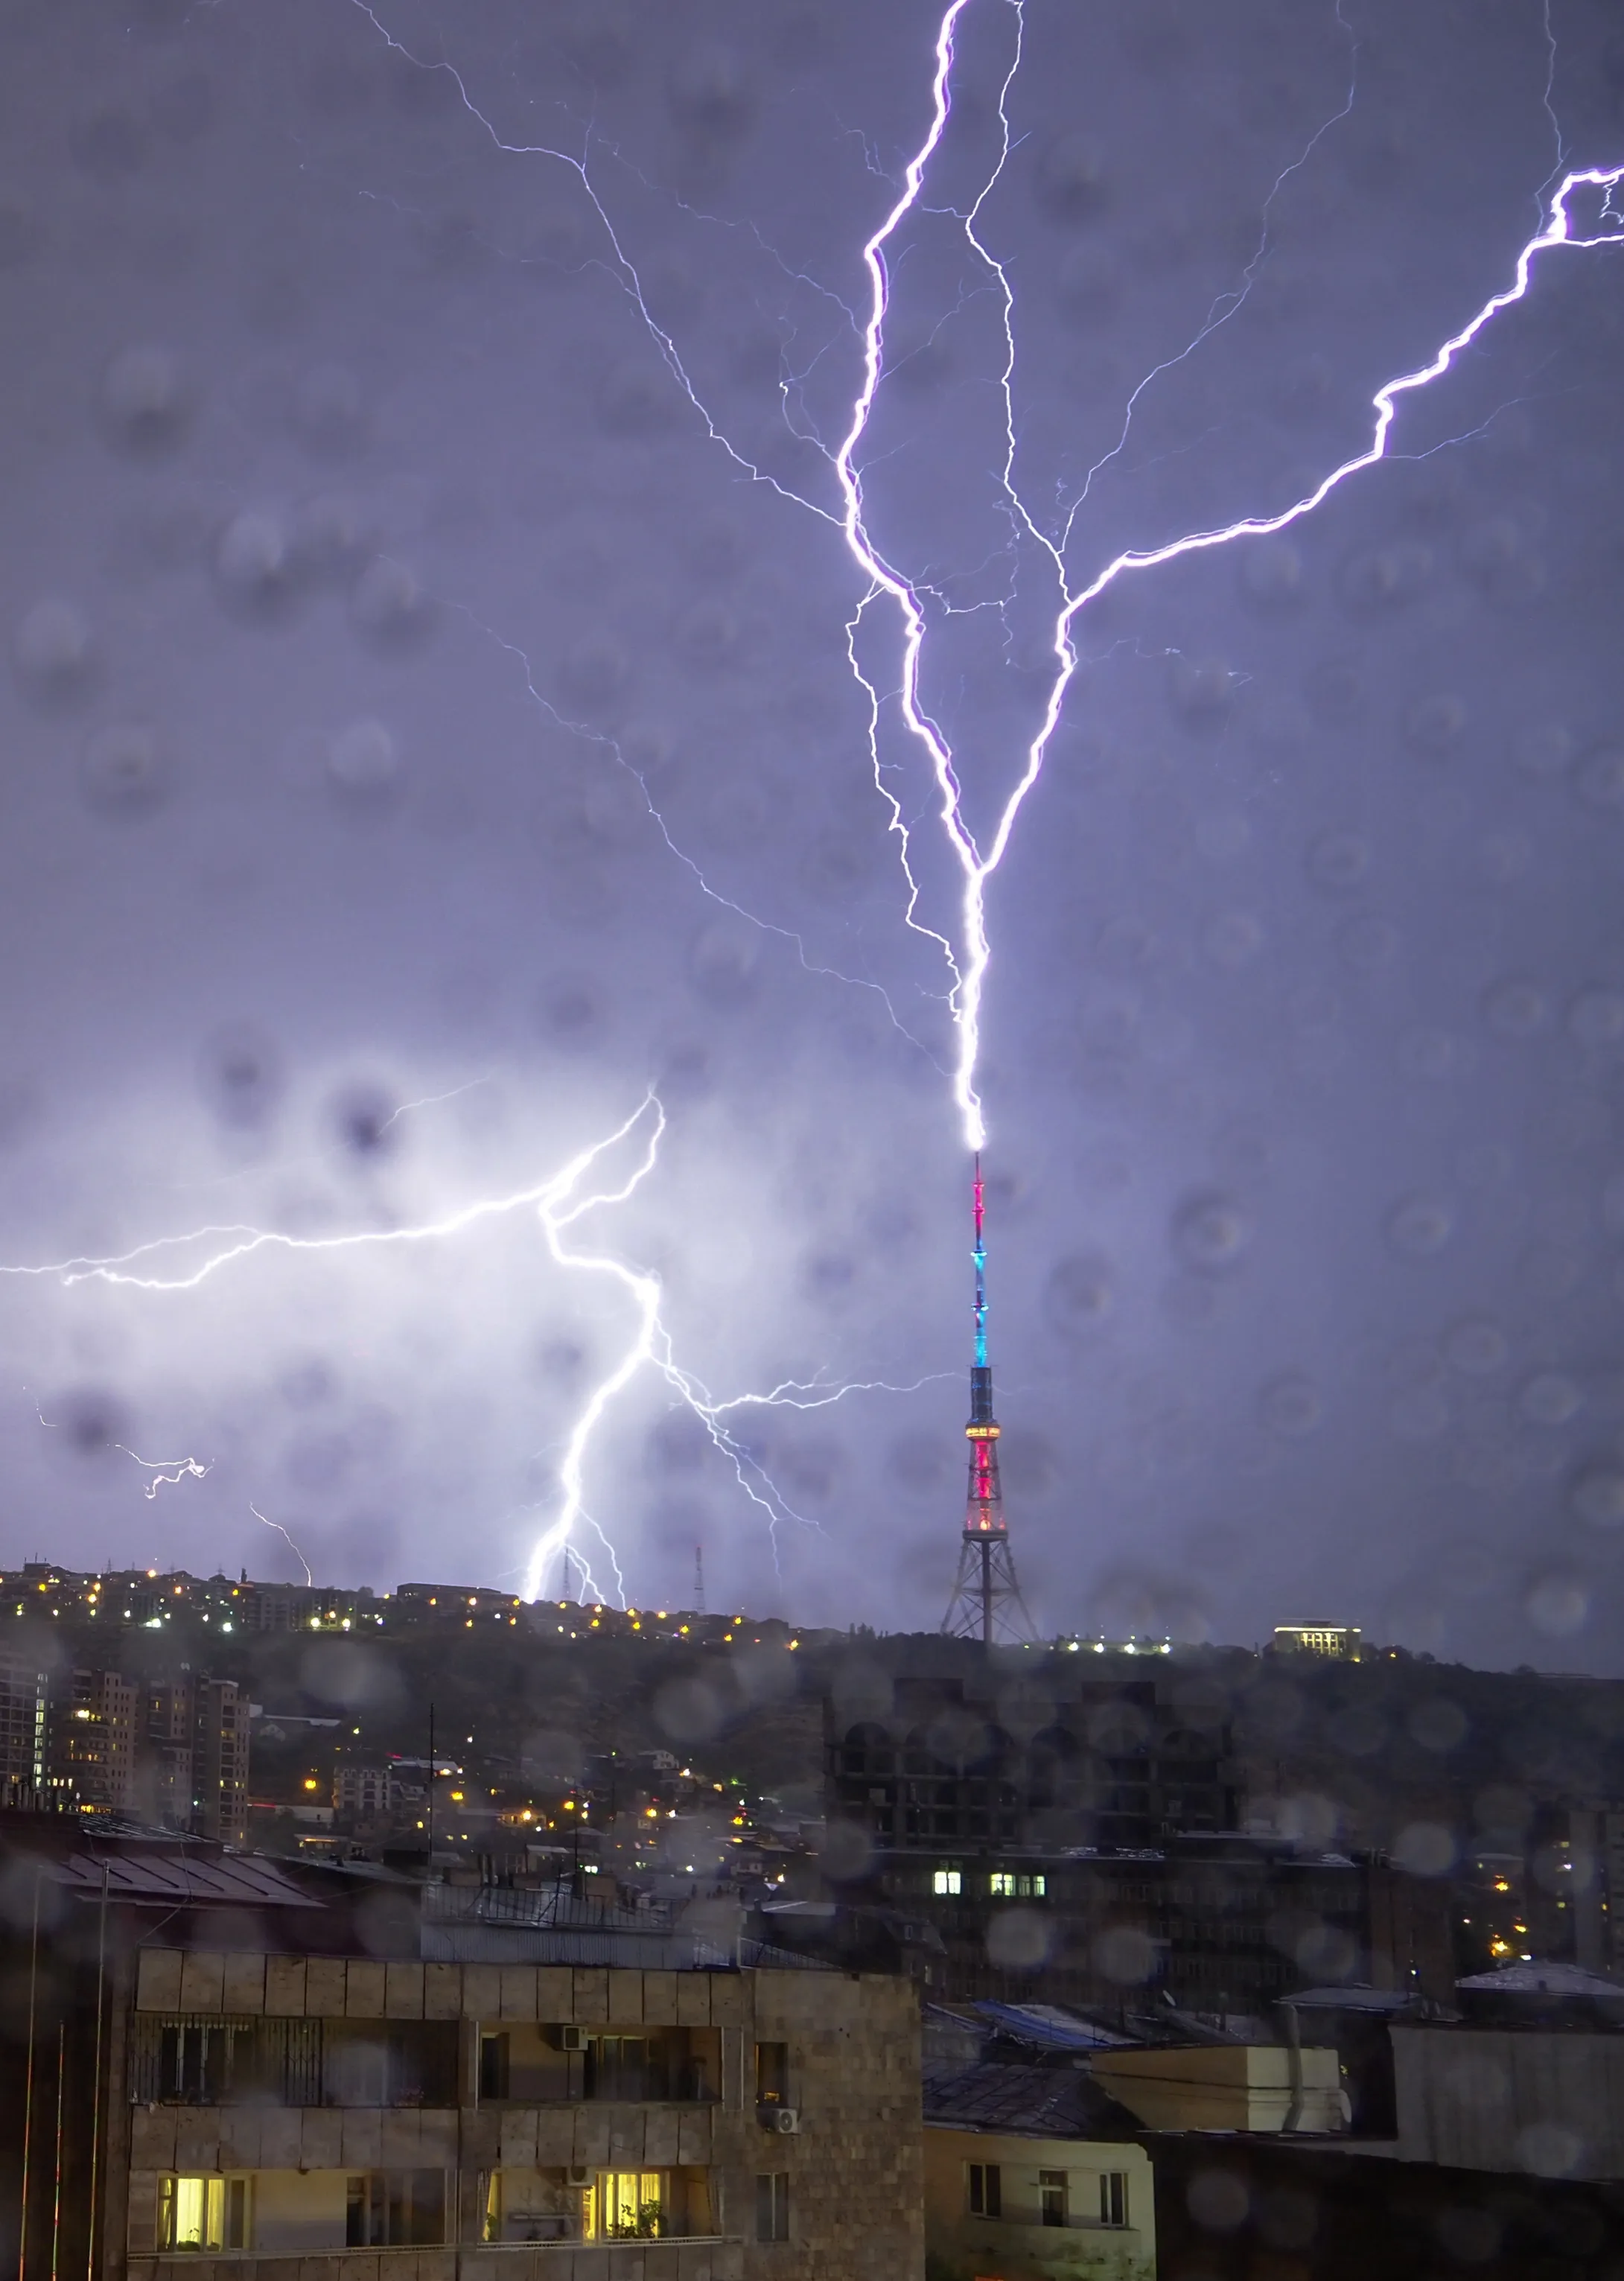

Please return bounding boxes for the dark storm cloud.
[0,0,1623,1666]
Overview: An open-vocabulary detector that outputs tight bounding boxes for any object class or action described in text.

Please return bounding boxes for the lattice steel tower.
[941,1156,1035,1645]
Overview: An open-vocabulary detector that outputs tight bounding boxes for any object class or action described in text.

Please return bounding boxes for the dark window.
[479,2032,509,2101]
[1099,2172,1128,2227]
[754,2040,789,2105]
[345,2171,446,2247]
[755,2172,789,2243]
[1039,2169,1066,2227]
[967,2162,1001,2218]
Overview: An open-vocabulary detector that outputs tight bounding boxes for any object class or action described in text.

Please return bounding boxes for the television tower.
[942,1156,1035,1645]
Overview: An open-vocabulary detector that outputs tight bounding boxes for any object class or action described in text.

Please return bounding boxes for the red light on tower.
[941,1155,1034,1644]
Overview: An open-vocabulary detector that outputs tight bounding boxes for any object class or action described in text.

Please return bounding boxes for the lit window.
[932,1868,961,1896]
[584,2173,663,2241]
[990,1871,1016,1897]
[157,2177,250,2252]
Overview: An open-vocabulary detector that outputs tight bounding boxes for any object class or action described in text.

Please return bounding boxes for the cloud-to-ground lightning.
[7,1101,935,1603]
[827,2,1624,1148]
[250,1505,314,1588]
[333,4,1624,1157]
[22,2,1607,1609]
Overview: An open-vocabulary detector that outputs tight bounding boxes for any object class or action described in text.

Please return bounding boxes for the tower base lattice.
[941,1527,1034,1646]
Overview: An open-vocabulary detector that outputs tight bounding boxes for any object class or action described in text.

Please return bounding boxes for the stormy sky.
[3,0,1624,1666]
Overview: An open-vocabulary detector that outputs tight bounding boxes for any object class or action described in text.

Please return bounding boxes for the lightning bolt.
[7,1102,933,1604]
[251,1504,314,1588]
[337,2,1620,1154]
[28,1390,210,1501]
[829,7,1624,1148]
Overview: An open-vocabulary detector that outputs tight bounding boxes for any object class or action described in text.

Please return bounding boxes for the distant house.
[923,2063,1156,2280]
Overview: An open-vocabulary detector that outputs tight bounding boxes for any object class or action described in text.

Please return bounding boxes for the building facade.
[49,1668,139,1813]
[138,1676,249,1844]
[0,1652,48,1797]
[116,1950,921,2281]
[922,2068,1155,2281]
[829,1673,1235,1858]
[859,1834,1455,2014]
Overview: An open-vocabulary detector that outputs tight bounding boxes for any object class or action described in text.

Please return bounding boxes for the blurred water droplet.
[1171,1190,1252,1276]
[1509,719,1571,777]
[330,1083,399,1159]
[200,1023,283,1127]
[99,343,194,455]
[1572,743,1624,811]
[1483,977,1550,1038]
[81,722,168,818]
[351,556,436,652]
[1571,1466,1624,1528]
[1239,538,1305,607]
[294,363,369,457]
[1392,1820,1457,1875]
[1408,1697,1469,1752]
[1037,130,1110,221]
[326,717,401,809]
[1336,912,1400,972]
[1525,1572,1589,1637]
[1404,690,1468,756]
[688,918,758,1008]
[1045,1253,1115,1338]
[1518,1372,1582,1427]
[1386,1193,1454,1259]
[1305,827,1370,892]
[1258,1372,1322,1439]
[1202,909,1264,968]
[536,973,612,1050]
[1443,1317,1507,1375]
[215,509,303,622]
[13,599,97,705]
[1567,988,1624,1048]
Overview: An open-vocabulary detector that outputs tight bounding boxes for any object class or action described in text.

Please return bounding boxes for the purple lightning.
[340,0,1623,1160]
[832,1,1624,1147]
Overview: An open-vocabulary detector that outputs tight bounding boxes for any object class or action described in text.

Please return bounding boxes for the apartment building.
[0,1816,924,2281]
[48,1667,139,1813]
[0,1652,48,1797]
[118,1950,921,2280]
[138,1675,249,1844]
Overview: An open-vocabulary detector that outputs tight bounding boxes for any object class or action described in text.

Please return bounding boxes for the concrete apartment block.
[119,1951,923,2281]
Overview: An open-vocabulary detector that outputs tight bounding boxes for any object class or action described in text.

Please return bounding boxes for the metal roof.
[48,1850,321,1909]
[923,2063,1142,2141]
[1456,1962,1624,1997]
[972,2000,1133,2050]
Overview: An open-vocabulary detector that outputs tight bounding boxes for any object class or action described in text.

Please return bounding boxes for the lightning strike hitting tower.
[941,1156,1035,1646]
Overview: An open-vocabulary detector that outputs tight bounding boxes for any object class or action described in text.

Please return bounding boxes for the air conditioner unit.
[556,2026,589,2052]
[565,2167,593,2190]
[760,2106,800,2135]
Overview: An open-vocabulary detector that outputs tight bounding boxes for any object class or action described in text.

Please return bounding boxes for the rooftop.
[923,2062,1144,2141]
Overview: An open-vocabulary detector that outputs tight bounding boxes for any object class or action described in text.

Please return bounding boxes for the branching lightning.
[825,5,1624,1148]
[24,1,1611,1609]
[331,2,1624,1156]
[8,1100,935,1603]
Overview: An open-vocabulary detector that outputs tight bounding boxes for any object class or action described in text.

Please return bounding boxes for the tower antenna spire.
[942,1154,1035,1645]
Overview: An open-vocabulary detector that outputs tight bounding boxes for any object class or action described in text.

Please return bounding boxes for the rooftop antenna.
[942,1154,1035,1646]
